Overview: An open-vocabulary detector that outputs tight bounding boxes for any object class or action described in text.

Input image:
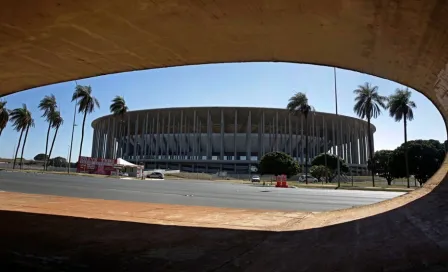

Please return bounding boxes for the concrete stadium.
[91,107,375,174]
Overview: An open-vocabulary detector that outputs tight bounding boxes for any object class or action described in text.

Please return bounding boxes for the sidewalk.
[0,191,310,231]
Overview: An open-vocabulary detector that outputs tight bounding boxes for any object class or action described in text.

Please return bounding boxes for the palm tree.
[38,94,57,170]
[110,96,128,158]
[353,82,388,187]
[9,104,34,169]
[0,100,9,136]
[287,92,313,184]
[72,85,100,160]
[387,88,416,188]
[47,111,64,167]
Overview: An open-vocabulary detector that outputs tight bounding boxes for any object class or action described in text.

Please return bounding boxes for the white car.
[147,171,164,179]
[298,174,318,183]
[251,175,261,182]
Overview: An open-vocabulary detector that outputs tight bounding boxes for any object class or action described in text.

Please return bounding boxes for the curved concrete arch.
[0,0,447,270]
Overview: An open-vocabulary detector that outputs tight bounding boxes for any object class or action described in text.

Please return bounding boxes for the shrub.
[259,151,300,178]
[310,165,331,182]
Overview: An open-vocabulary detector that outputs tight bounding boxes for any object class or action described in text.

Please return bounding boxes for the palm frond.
[387,88,416,122]
[353,82,387,120]
[38,94,57,120]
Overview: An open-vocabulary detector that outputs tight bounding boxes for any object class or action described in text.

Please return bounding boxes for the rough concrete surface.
[0,0,448,271]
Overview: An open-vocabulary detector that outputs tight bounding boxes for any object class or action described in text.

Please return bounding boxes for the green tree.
[0,100,10,136]
[259,151,300,178]
[9,104,34,169]
[110,95,128,158]
[311,153,348,182]
[391,140,445,186]
[310,165,331,182]
[353,82,388,187]
[34,153,49,161]
[287,92,313,183]
[48,156,68,168]
[72,85,100,159]
[38,94,58,170]
[47,111,64,163]
[387,88,416,188]
[369,150,394,185]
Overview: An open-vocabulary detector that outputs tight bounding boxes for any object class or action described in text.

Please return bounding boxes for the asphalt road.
[0,171,405,212]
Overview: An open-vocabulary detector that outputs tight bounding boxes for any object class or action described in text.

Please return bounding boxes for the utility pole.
[68,81,78,173]
[334,67,341,187]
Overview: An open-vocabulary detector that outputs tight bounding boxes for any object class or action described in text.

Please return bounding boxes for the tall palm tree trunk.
[19,125,30,170]
[404,114,410,188]
[367,117,375,187]
[44,122,52,170]
[78,111,87,160]
[47,126,59,164]
[13,129,24,169]
[305,116,309,185]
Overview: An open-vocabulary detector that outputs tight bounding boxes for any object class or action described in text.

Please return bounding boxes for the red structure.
[77,156,116,175]
[275,175,288,188]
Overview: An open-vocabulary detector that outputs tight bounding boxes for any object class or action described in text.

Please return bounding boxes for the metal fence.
[0,163,77,173]
[164,171,421,188]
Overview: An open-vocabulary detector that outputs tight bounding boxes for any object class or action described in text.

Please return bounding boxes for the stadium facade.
[91,107,375,174]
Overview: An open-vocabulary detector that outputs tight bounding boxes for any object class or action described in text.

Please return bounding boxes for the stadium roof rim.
[92,106,375,128]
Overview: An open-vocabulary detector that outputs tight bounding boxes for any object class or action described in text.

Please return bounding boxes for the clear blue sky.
[0,62,445,161]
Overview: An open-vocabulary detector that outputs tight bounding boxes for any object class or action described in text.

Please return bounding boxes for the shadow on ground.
[0,173,447,271]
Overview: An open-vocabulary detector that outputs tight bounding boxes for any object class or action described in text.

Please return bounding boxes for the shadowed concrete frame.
[91,107,375,174]
[0,0,447,270]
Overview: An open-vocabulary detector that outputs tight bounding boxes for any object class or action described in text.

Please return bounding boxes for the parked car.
[147,171,164,179]
[298,174,318,183]
[251,175,261,182]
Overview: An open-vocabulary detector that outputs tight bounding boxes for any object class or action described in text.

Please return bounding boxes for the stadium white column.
[198,119,202,161]
[105,117,110,158]
[275,112,279,151]
[144,113,148,159]
[358,126,363,164]
[193,110,197,160]
[312,115,316,158]
[98,121,103,158]
[234,109,237,161]
[323,115,327,155]
[155,112,160,162]
[151,117,155,161]
[288,113,292,156]
[179,111,183,160]
[167,112,170,159]
[91,128,97,157]
[125,114,130,159]
[258,113,262,160]
[184,114,188,160]
[246,110,251,161]
[283,116,287,153]
[360,127,365,164]
[295,116,299,161]
[134,114,139,161]
[161,115,166,160]
[110,118,114,159]
[220,109,224,160]
[206,109,211,160]
[300,115,304,164]
[348,124,352,163]
[355,124,360,164]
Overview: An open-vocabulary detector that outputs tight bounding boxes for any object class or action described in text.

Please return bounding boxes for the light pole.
[334,67,341,187]
[66,144,71,171]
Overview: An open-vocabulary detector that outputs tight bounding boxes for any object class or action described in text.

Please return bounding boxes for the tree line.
[0,85,100,170]
[285,82,421,187]
[0,83,129,171]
